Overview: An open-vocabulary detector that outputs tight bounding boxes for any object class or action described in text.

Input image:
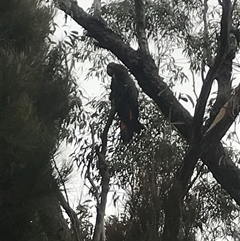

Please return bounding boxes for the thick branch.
[56,0,192,138]
[181,83,240,186]
[206,29,240,129]
[56,0,240,206]
[205,54,233,129]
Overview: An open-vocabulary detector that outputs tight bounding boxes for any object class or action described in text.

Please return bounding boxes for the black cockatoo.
[107,62,143,143]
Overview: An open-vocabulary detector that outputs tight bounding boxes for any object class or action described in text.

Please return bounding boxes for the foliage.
[80,0,222,82]
[70,82,240,240]
[0,0,81,240]
[102,96,240,241]
[62,1,240,240]
[11,0,238,240]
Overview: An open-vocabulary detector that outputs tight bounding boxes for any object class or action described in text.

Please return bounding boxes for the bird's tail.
[120,120,144,143]
[120,121,133,143]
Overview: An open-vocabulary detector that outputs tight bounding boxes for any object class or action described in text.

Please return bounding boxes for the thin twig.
[52,159,81,241]
[185,163,205,196]
[86,124,99,204]
[52,158,70,205]
[202,0,212,66]
[94,0,101,17]
[191,69,198,101]
[58,191,82,241]
[134,0,149,53]
[232,0,238,13]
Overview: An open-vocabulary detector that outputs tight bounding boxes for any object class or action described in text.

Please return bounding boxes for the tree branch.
[206,83,240,135]
[58,191,82,241]
[86,124,100,204]
[93,106,115,241]
[163,83,240,240]
[56,0,240,206]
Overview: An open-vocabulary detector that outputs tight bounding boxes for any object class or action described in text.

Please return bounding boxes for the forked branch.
[163,83,240,240]
[191,0,232,141]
